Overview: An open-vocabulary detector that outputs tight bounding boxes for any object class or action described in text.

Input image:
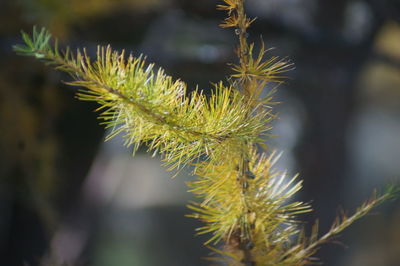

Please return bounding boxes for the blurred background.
[1,0,400,265]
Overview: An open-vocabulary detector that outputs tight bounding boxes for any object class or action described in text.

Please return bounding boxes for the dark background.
[1,0,400,265]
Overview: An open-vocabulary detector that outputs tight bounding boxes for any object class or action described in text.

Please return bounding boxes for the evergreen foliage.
[14,1,398,265]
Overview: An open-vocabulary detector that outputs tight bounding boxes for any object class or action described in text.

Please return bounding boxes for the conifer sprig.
[13,27,273,171]
[13,2,398,265]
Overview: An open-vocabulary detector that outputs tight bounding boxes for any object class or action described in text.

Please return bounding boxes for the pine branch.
[13,26,273,171]
[13,3,399,266]
[278,185,399,265]
[217,1,295,264]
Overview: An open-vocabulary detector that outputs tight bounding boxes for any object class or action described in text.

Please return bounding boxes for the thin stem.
[237,0,249,70]
[234,1,257,264]
[300,191,392,257]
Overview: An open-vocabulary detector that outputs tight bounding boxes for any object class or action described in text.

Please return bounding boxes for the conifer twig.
[13,3,398,265]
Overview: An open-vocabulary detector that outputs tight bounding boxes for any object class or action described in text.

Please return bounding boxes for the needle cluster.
[13,1,398,265]
[14,27,273,172]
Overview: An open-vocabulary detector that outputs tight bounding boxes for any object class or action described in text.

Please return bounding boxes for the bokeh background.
[1,0,400,265]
